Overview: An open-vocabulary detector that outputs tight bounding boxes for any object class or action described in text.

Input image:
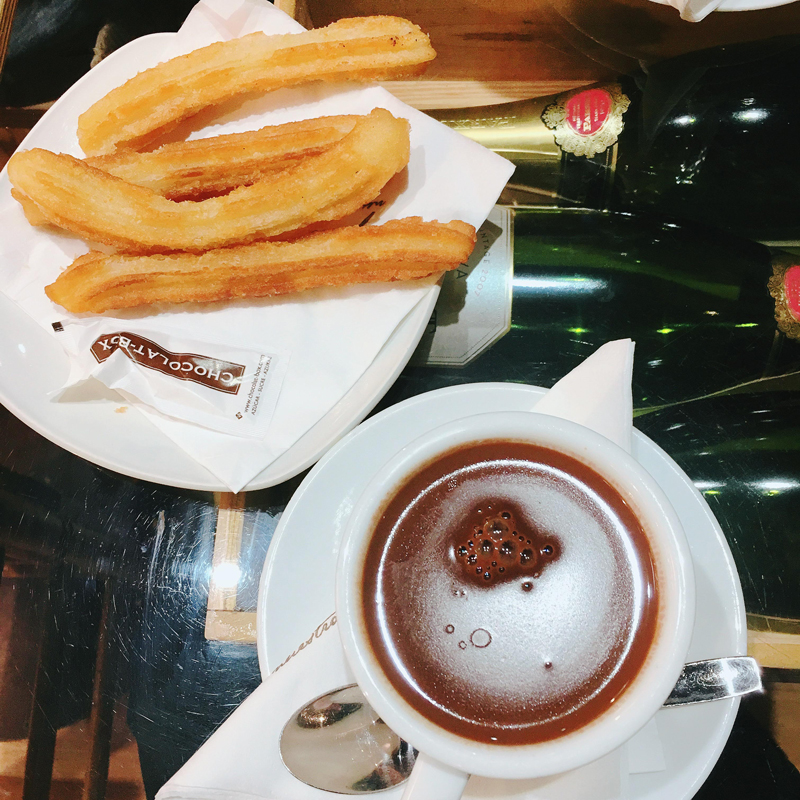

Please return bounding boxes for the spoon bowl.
[280,684,417,794]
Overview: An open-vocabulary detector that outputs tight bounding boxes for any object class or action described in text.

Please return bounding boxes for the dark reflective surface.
[432,36,800,243]
[611,36,800,243]
[1,209,799,796]
[3,0,800,788]
[1,0,197,106]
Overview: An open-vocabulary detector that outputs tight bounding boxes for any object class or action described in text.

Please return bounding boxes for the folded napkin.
[647,0,799,22]
[158,339,667,800]
[532,338,634,455]
[0,0,513,492]
[648,0,723,21]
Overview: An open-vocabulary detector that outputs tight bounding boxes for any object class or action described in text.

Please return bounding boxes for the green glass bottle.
[428,36,800,244]
[386,207,799,410]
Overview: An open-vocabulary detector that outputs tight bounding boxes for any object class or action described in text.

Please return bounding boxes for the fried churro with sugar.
[8,109,410,253]
[85,115,359,200]
[45,218,477,314]
[77,16,435,156]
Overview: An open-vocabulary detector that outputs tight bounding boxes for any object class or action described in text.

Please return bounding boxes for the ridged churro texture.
[84,115,359,200]
[8,109,410,253]
[45,218,477,313]
[77,16,436,156]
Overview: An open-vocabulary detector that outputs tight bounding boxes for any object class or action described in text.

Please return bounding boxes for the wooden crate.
[273,0,629,109]
[273,0,800,110]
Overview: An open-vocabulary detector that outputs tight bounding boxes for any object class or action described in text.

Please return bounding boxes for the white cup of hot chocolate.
[336,411,696,798]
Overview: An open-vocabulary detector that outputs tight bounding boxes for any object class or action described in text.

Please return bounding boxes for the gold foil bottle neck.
[542,84,630,158]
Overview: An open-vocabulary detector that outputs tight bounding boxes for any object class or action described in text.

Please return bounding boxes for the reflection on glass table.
[1,207,799,798]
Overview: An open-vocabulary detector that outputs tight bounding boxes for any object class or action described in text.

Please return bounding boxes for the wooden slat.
[379,79,587,110]
[207,493,246,611]
[82,579,115,800]
[744,615,800,670]
[204,610,258,643]
[0,0,19,79]
[274,0,626,109]
[749,630,800,671]
[303,0,619,84]
[205,493,252,642]
[23,577,58,800]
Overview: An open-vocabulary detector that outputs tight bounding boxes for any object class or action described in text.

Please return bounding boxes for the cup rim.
[336,411,696,779]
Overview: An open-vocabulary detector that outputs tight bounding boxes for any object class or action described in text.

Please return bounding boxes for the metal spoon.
[280,684,417,794]
[280,656,761,795]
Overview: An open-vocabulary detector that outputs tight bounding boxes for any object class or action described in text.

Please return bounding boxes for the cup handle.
[401,751,470,800]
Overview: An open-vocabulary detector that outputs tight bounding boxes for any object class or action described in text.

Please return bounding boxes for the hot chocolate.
[361,439,659,746]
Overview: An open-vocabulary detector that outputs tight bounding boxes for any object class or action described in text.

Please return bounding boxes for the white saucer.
[257,382,747,800]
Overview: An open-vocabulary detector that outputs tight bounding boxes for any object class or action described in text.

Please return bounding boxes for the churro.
[85,115,359,200]
[45,218,477,314]
[77,16,435,156]
[8,109,410,252]
[10,188,47,226]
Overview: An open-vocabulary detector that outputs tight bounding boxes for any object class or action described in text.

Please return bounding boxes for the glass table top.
[1,206,799,797]
[1,2,800,794]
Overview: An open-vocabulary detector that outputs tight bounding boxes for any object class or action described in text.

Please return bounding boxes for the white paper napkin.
[532,339,634,455]
[648,0,723,21]
[157,339,667,800]
[0,0,514,492]
[646,0,799,22]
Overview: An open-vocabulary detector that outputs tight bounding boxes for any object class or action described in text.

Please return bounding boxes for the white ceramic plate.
[0,33,439,491]
[257,382,747,800]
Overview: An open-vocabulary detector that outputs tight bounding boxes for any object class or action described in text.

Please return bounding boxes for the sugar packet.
[54,320,289,439]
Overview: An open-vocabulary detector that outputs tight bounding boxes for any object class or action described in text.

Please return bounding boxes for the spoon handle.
[663,656,762,706]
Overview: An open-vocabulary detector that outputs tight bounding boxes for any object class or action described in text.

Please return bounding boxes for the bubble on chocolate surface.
[450,502,557,586]
[470,629,492,648]
[488,517,509,540]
